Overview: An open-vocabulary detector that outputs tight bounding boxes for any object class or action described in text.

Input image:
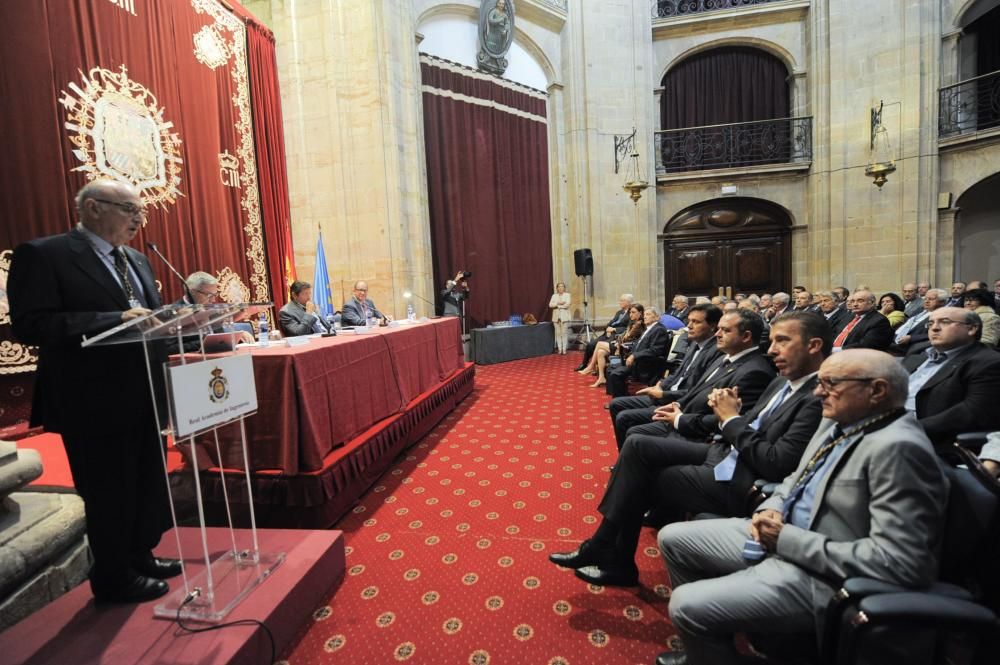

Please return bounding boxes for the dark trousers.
[597,430,713,560]
[580,334,612,367]
[62,417,172,593]
[609,396,655,449]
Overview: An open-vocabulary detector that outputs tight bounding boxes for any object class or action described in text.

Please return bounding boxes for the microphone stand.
[147,241,195,304]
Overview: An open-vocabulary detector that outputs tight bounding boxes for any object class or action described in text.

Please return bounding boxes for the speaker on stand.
[574,248,594,343]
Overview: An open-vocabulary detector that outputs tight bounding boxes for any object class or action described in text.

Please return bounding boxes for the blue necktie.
[781,426,845,521]
[714,382,794,482]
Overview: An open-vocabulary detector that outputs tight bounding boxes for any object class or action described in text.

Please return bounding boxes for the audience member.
[815,290,849,334]
[575,294,633,372]
[917,281,931,297]
[547,313,829,590]
[877,292,906,329]
[658,350,948,665]
[759,293,772,311]
[902,282,924,317]
[791,290,813,312]
[579,304,644,388]
[341,280,389,326]
[280,280,333,336]
[891,287,946,356]
[548,281,572,355]
[605,307,671,397]
[832,289,892,352]
[832,286,850,304]
[668,295,690,323]
[963,288,1000,346]
[608,304,722,447]
[946,281,966,307]
[767,292,790,321]
[904,306,1000,446]
[994,279,1000,310]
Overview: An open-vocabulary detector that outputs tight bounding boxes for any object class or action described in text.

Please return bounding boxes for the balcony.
[655,116,812,176]
[939,69,1000,141]
[652,0,781,19]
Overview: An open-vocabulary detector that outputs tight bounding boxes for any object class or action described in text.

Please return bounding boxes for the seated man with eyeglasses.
[169,271,255,350]
[341,280,390,327]
[903,306,1000,447]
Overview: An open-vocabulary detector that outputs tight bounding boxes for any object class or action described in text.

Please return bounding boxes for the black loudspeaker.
[574,248,593,276]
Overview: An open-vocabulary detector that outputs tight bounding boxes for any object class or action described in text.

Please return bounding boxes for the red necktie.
[833,315,861,347]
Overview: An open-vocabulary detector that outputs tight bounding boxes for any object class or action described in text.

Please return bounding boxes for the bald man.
[658,350,948,665]
[8,179,177,603]
[341,280,390,326]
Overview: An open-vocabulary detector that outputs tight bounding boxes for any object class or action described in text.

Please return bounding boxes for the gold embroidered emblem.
[208,367,229,403]
[193,24,231,70]
[60,65,183,211]
[0,250,38,374]
[213,268,249,306]
[218,150,239,188]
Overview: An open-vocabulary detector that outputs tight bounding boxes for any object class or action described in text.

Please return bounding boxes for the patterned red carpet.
[282,353,680,665]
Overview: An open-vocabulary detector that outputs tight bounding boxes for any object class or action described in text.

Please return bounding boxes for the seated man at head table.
[656,349,948,665]
[341,280,391,327]
[279,279,333,337]
[170,271,255,351]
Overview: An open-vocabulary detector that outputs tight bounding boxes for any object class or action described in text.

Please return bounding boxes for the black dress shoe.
[133,555,183,579]
[573,363,587,372]
[655,651,687,665]
[548,539,614,569]
[642,509,667,528]
[95,575,170,604]
[574,563,640,587]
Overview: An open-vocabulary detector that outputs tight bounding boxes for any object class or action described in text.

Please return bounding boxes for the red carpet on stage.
[282,353,681,664]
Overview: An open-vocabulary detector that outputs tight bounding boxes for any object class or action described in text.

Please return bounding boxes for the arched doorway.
[660,197,792,299]
[955,172,1000,280]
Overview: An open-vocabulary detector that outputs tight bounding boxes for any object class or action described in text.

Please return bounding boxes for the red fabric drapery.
[420,56,553,329]
[232,3,297,309]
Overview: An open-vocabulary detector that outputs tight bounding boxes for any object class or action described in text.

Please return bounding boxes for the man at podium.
[7,179,179,603]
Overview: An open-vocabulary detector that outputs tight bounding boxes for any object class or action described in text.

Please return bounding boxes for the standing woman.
[549,282,572,354]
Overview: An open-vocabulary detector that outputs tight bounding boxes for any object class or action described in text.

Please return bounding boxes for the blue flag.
[312,233,334,319]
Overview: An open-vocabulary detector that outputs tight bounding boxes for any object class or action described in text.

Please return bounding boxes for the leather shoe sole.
[133,556,183,579]
[574,564,639,587]
[95,575,169,604]
[656,651,687,665]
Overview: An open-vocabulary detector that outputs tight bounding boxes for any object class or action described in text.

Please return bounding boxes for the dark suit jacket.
[823,307,851,335]
[707,375,822,499]
[341,297,385,326]
[606,308,630,334]
[279,300,330,336]
[655,338,722,402]
[674,350,777,440]
[8,228,165,437]
[903,344,1000,445]
[841,311,893,351]
[622,322,671,383]
[668,306,690,323]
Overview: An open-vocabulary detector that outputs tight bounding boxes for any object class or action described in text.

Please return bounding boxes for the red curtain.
[0,0,278,426]
[420,56,553,329]
[233,3,297,309]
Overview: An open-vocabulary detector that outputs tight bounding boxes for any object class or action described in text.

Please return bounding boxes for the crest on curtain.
[59,65,184,211]
[477,0,515,76]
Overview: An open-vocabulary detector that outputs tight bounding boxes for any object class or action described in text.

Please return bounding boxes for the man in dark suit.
[575,294,633,371]
[946,281,966,307]
[341,280,389,326]
[904,306,1000,446]
[891,287,946,357]
[668,294,691,323]
[815,290,850,334]
[605,307,672,397]
[609,304,723,449]
[902,282,924,318]
[549,312,825,587]
[7,179,179,603]
[279,279,333,336]
[832,289,892,351]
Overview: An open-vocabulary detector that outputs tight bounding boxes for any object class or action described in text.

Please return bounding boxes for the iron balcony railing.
[939,69,1000,138]
[653,0,779,19]
[655,116,812,174]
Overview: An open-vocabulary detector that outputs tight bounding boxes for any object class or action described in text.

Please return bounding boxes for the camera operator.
[442,270,471,317]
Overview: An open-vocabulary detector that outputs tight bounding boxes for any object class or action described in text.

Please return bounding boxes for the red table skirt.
[189,318,464,474]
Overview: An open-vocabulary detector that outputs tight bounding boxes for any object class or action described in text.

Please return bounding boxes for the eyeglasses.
[816,376,876,392]
[924,318,973,330]
[94,198,148,218]
[194,288,220,301]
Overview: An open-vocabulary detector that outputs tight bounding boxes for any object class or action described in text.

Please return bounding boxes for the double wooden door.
[665,235,788,298]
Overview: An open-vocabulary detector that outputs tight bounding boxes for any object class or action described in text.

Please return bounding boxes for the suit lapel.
[767,376,818,423]
[917,350,968,394]
[68,229,130,309]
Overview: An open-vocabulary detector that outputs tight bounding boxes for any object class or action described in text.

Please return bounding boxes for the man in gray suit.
[279,280,332,336]
[341,280,389,326]
[902,282,924,318]
[656,350,949,665]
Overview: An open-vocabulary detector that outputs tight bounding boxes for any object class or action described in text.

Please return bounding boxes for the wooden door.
[660,197,792,300]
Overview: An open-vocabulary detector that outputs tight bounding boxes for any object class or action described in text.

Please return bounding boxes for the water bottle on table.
[406,302,416,321]
[258,311,269,346]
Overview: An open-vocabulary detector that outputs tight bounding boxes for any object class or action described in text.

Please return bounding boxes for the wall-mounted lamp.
[865,101,896,189]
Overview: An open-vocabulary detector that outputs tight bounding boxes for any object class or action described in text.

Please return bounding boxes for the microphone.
[146,242,195,304]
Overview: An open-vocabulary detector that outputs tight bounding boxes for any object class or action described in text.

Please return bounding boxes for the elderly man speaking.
[655,349,948,665]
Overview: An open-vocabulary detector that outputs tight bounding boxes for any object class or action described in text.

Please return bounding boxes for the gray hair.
[694,296,711,305]
[185,271,218,291]
[772,292,790,305]
[646,306,660,316]
[744,294,761,307]
[925,288,948,301]
[815,290,834,300]
[876,353,911,409]
[620,293,635,304]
